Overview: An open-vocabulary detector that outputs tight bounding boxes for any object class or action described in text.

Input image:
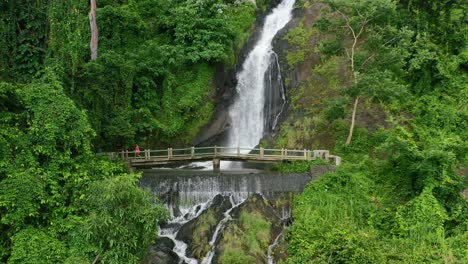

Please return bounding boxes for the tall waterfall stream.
[142,0,296,263]
[227,0,294,148]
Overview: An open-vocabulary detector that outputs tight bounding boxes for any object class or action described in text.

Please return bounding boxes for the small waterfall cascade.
[267,228,285,264]
[140,172,309,216]
[265,51,287,132]
[200,195,245,264]
[226,0,295,148]
[141,171,309,264]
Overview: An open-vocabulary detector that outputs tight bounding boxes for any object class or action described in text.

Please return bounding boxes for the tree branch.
[358,54,375,71]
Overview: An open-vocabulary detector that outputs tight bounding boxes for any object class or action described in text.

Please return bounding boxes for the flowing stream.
[141,171,309,264]
[144,0,296,263]
[226,0,295,148]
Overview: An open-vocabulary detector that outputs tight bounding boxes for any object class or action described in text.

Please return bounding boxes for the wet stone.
[176,194,233,260]
[212,194,285,264]
[142,237,178,264]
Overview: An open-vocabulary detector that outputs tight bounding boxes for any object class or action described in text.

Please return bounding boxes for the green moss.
[218,212,272,263]
[240,212,271,254]
[220,248,255,264]
[219,225,255,264]
[284,21,317,66]
[274,55,350,151]
[191,210,217,259]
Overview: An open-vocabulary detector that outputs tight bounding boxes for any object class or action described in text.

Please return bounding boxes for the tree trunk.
[92,253,100,264]
[346,96,359,145]
[89,0,98,60]
[338,10,367,145]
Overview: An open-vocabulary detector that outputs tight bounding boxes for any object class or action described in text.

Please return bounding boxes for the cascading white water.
[267,228,285,264]
[148,1,296,263]
[227,0,295,149]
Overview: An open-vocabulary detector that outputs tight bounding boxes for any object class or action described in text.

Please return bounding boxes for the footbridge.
[104,146,341,169]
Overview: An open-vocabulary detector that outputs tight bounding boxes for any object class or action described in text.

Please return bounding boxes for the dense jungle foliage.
[0,79,168,263]
[0,0,262,263]
[0,0,262,150]
[0,0,467,263]
[275,0,468,262]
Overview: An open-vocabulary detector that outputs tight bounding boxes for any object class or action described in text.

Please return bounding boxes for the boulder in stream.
[142,237,179,264]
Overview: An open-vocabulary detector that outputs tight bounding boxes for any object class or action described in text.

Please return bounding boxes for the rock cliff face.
[193,1,330,147]
[272,2,326,90]
[192,0,290,146]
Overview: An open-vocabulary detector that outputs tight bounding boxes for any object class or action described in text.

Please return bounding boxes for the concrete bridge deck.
[103,146,341,169]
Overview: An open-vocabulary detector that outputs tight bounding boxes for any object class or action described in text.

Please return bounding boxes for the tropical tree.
[319,0,407,144]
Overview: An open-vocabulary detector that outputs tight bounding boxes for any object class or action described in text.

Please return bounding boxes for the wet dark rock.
[231,193,284,236]
[157,237,176,252]
[142,237,178,264]
[272,2,325,91]
[159,183,182,218]
[263,47,286,135]
[176,194,232,260]
[212,193,285,264]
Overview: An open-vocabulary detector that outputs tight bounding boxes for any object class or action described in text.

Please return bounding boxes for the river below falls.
[139,169,311,264]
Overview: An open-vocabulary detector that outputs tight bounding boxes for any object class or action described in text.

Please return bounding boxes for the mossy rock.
[214,194,285,264]
[176,194,232,260]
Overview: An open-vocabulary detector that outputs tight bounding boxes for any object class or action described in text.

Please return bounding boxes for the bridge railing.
[102,146,341,165]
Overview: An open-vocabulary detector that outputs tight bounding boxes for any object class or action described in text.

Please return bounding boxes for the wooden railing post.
[145,149,150,160]
[110,147,339,167]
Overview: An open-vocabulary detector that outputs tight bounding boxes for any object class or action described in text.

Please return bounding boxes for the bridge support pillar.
[213,158,220,171]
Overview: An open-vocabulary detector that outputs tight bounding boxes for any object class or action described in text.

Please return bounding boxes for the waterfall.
[226,0,295,149]
[145,1,297,263]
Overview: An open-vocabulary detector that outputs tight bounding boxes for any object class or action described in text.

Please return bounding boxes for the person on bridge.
[135,144,140,157]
